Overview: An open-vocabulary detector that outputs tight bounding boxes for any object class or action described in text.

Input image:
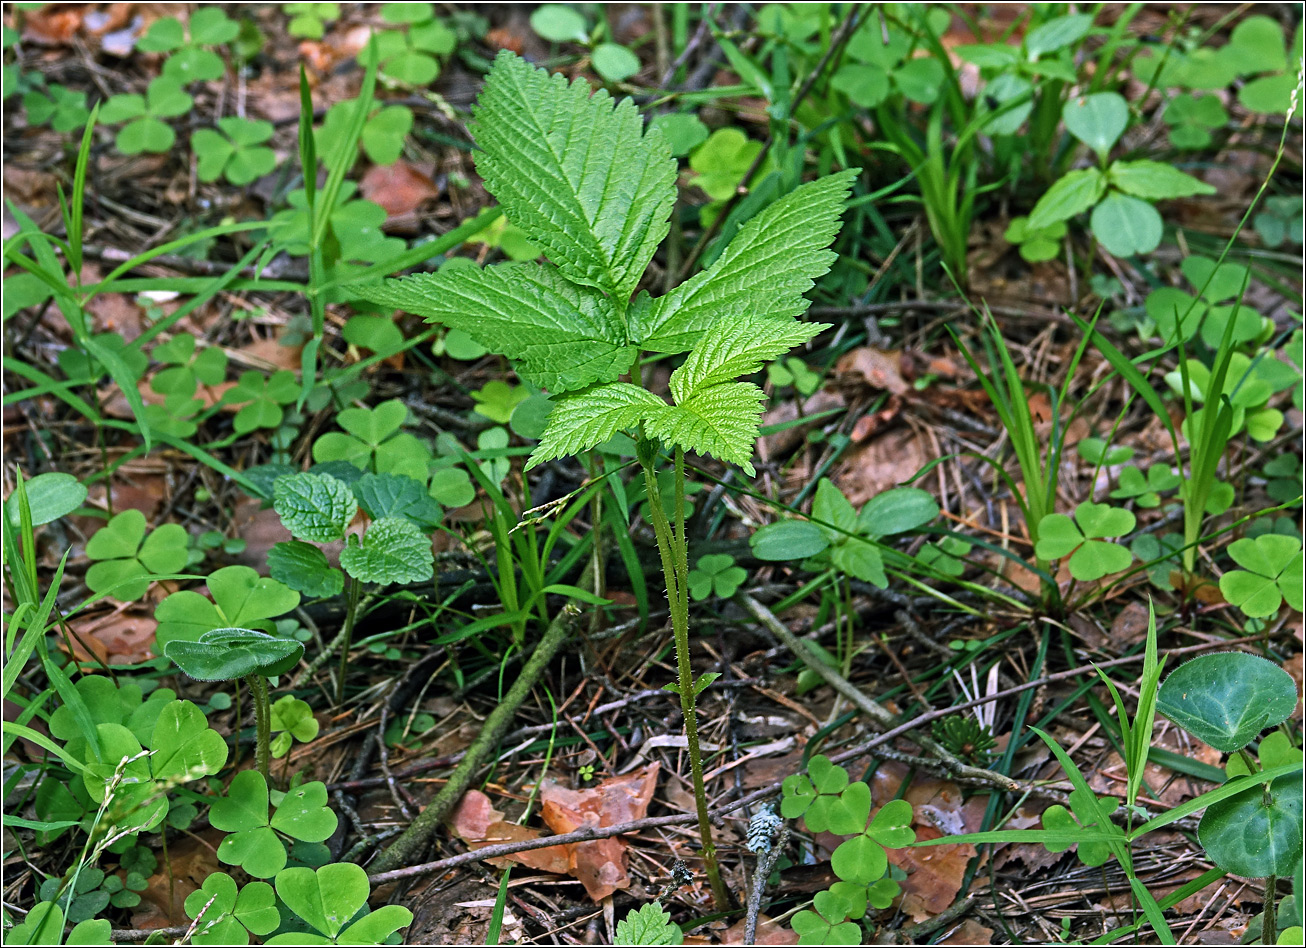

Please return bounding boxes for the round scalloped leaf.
[1198,773,1303,877]
[1157,652,1298,752]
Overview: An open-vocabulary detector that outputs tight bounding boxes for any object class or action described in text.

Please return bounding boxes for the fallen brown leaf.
[446,790,570,874]
[539,763,660,901]
[837,347,909,395]
[360,161,440,219]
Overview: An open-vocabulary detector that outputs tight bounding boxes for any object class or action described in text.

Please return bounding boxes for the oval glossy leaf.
[165,628,304,682]
[1091,192,1163,258]
[5,473,87,526]
[858,487,938,537]
[1157,652,1298,751]
[1198,773,1303,877]
[750,520,830,561]
[1027,167,1106,230]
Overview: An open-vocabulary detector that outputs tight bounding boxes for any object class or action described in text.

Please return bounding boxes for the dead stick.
[364,604,582,874]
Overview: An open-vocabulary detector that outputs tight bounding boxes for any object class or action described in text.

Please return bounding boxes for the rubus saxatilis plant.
[366,50,856,909]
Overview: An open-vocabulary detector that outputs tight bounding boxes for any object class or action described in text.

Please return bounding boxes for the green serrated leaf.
[469,51,675,299]
[339,517,433,584]
[273,473,357,543]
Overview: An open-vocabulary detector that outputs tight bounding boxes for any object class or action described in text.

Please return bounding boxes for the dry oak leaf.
[360,161,440,219]
[837,347,909,395]
[446,789,570,874]
[539,763,660,901]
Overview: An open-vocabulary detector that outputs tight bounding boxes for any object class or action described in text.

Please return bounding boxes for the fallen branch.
[363,603,582,874]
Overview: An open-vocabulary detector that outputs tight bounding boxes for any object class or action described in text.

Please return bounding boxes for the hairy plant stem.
[336,574,362,705]
[1262,875,1278,944]
[638,443,730,910]
[245,673,271,782]
[365,604,581,875]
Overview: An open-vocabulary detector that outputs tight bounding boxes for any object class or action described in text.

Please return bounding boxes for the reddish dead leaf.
[888,823,977,922]
[84,610,157,664]
[836,427,930,505]
[849,395,903,443]
[485,25,526,54]
[361,162,440,218]
[231,335,304,374]
[447,790,571,874]
[86,292,146,342]
[230,496,299,570]
[720,915,799,944]
[539,763,660,901]
[21,6,85,45]
[837,347,909,395]
[1110,600,1152,645]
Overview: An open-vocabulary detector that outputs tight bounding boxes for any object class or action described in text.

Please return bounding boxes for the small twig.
[735,592,1018,791]
[882,896,978,944]
[364,604,583,874]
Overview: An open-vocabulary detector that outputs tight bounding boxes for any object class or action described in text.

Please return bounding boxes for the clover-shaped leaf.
[767,356,822,395]
[23,82,91,132]
[211,771,339,879]
[689,128,764,202]
[267,863,412,945]
[688,553,747,601]
[1076,437,1135,466]
[867,798,915,848]
[781,755,852,831]
[155,565,300,652]
[192,117,277,186]
[165,627,304,682]
[791,889,863,946]
[916,536,972,577]
[339,517,433,585]
[85,509,189,601]
[267,541,345,599]
[1110,464,1179,508]
[286,3,339,39]
[471,380,528,424]
[99,77,193,154]
[1219,535,1304,618]
[832,833,888,886]
[138,10,237,82]
[274,473,357,543]
[312,399,431,477]
[184,872,280,946]
[218,369,299,433]
[1157,652,1298,752]
[1035,502,1135,581]
[73,723,168,831]
[151,334,228,398]
[151,699,229,783]
[269,695,319,759]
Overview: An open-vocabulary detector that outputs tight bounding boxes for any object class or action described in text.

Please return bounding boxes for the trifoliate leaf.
[668,315,826,403]
[339,517,433,584]
[645,382,766,475]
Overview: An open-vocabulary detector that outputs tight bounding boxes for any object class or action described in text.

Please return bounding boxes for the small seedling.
[165,627,304,779]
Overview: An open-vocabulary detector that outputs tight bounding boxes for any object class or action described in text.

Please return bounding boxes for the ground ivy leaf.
[273,472,357,543]
[352,473,443,529]
[267,541,344,599]
[339,517,433,584]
